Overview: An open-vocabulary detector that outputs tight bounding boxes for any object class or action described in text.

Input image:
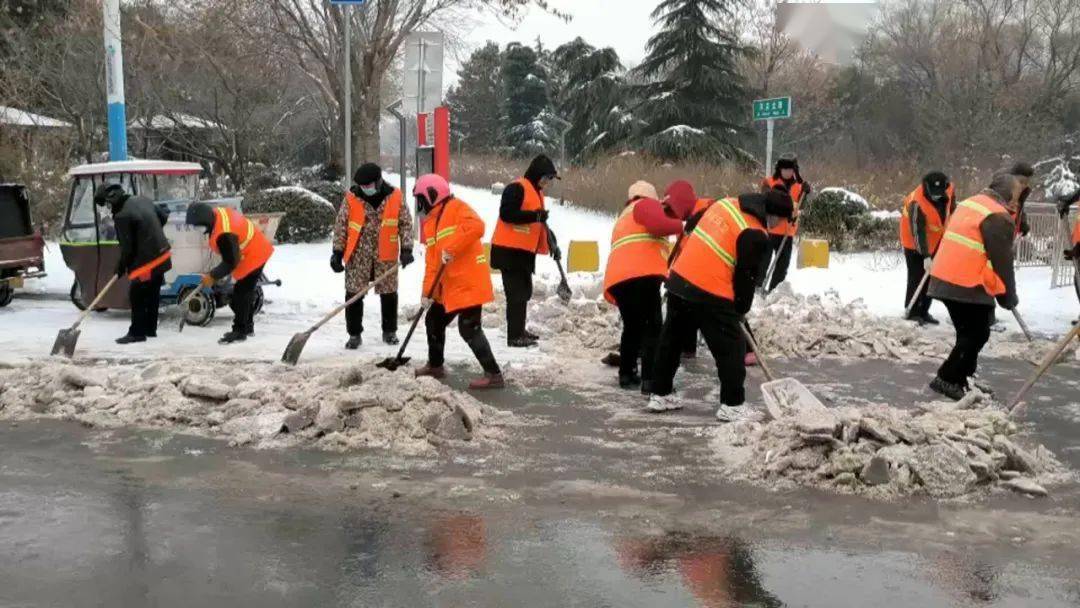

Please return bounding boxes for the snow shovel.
[51,275,120,358]
[1011,308,1035,342]
[1008,323,1080,415]
[376,264,447,371]
[281,265,399,365]
[739,320,829,419]
[542,221,572,303]
[905,271,931,318]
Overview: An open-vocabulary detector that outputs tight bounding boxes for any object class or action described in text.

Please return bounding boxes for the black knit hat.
[353,162,383,186]
[922,171,949,199]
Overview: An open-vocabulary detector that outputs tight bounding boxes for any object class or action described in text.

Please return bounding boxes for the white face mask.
[360,185,378,196]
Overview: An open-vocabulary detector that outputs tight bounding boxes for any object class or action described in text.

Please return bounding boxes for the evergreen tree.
[445,42,504,152]
[552,38,633,160]
[633,0,752,161]
[500,42,556,156]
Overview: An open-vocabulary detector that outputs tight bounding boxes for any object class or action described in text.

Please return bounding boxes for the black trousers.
[678,304,754,356]
[653,294,747,406]
[903,248,931,317]
[937,299,995,386]
[230,265,264,335]
[344,292,398,336]
[609,277,663,381]
[767,234,794,291]
[501,269,534,340]
[128,272,164,338]
[426,303,501,374]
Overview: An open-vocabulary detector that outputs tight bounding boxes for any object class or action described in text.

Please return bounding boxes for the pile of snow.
[0,360,511,456]
[709,391,1071,500]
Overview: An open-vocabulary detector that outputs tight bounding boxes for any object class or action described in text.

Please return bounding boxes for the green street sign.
[753,96,792,121]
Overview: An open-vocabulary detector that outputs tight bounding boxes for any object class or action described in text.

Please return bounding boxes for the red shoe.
[414,365,447,379]
[744,352,759,367]
[469,373,505,390]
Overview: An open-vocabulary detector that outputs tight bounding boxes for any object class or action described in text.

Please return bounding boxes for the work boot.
[524,329,540,341]
[382,331,399,345]
[618,372,642,389]
[345,335,362,350]
[219,331,247,344]
[929,376,966,401]
[646,394,683,413]
[115,334,146,345]
[601,352,621,367]
[414,365,447,379]
[744,352,759,367]
[715,404,755,423]
[920,313,940,325]
[469,373,505,390]
[146,331,158,338]
[507,336,538,348]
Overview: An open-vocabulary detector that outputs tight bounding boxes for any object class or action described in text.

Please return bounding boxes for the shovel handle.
[308,265,399,334]
[905,271,931,318]
[1008,323,1080,414]
[1011,308,1034,342]
[740,320,776,382]
[389,263,447,364]
[70,275,119,330]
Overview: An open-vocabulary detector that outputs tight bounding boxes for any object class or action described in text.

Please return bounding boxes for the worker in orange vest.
[760,155,810,291]
[490,154,561,348]
[648,191,792,420]
[602,180,696,391]
[927,166,1031,400]
[412,174,504,389]
[330,163,415,349]
[95,184,172,344]
[900,171,955,325]
[185,202,275,344]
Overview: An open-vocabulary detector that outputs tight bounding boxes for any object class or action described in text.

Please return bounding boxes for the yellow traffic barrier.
[483,243,498,273]
[797,238,830,269]
[567,240,600,272]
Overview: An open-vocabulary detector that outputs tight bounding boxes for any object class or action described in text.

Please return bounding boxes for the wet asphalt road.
[2,355,1079,607]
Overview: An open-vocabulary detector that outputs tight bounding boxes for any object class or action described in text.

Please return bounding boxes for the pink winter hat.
[664,180,697,219]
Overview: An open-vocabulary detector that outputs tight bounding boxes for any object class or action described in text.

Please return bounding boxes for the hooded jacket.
[490,154,560,273]
[186,202,241,280]
[112,194,172,279]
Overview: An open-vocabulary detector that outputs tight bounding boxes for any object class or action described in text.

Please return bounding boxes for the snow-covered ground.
[4,180,1078,367]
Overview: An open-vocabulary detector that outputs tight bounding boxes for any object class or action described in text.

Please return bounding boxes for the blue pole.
[104,0,127,161]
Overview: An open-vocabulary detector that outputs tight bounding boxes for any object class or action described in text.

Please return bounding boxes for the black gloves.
[801,182,812,198]
[330,251,344,273]
[996,292,1019,311]
[400,248,415,268]
[534,209,550,223]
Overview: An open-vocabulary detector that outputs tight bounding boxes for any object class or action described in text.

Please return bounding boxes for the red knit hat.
[664,180,697,220]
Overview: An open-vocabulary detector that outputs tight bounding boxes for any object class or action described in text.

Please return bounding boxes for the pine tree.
[633,0,751,161]
[552,38,632,160]
[500,42,556,156]
[445,42,504,152]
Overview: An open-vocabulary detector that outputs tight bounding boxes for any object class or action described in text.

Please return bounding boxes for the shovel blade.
[760,377,828,421]
[375,356,410,371]
[51,328,80,358]
[280,332,312,365]
[556,279,572,303]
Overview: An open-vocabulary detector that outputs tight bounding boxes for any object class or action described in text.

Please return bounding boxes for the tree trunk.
[355,91,382,165]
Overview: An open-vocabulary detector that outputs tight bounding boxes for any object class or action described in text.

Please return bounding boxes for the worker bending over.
[331,162,415,349]
[648,191,792,421]
[927,166,1031,399]
[412,174,504,389]
[185,203,274,344]
[900,171,955,324]
[602,180,696,391]
[95,184,172,344]
[761,155,810,291]
[491,154,561,347]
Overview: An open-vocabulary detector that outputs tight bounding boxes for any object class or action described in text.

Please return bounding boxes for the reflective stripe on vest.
[491,178,548,254]
[343,189,403,263]
[602,200,674,302]
[669,197,764,300]
[209,207,274,281]
[929,194,1007,296]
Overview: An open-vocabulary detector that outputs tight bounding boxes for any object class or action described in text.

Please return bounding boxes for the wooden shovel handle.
[740,320,776,382]
[71,275,119,330]
[309,265,399,334]
[1008,323,1080,414]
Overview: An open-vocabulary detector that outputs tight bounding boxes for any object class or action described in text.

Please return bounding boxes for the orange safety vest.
[762,177,804,237]
[128,250,172,282]
[1072,215,1080,247]
[491,178,549,255]
[422,197,494,313]
[929,194,1008,296]
[208,207,274,280]
[602,200,674,302]
[342,189,403,263]
[669,197,766,300]
[899,183,955,254]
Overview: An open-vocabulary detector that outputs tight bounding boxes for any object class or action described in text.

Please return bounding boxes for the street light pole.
[344,7,352,187]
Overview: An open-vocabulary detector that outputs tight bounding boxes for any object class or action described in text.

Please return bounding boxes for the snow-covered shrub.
[1041,159,1079,201]
[243,186,335,243]
[801,187,898,251]
[247,165,284,190]
[302,180,346,212]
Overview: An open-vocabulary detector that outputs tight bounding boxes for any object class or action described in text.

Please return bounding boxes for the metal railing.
[1019,202,1076,288]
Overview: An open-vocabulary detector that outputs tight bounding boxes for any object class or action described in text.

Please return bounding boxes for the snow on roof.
[0,106,72,128]
[68,159,204,177]
[267,186,334,209]
[130,113,221,131]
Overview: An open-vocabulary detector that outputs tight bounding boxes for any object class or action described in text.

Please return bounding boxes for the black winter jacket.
[112,195,172,278]
[490,155,559,274]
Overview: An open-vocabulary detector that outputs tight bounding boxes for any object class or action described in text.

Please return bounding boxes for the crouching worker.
[185,203,274,344]
[648,191,791,421]
[331,162,415,349]
[412,174,504,389]
[95,184,172,344]
[927,167,1030,399]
